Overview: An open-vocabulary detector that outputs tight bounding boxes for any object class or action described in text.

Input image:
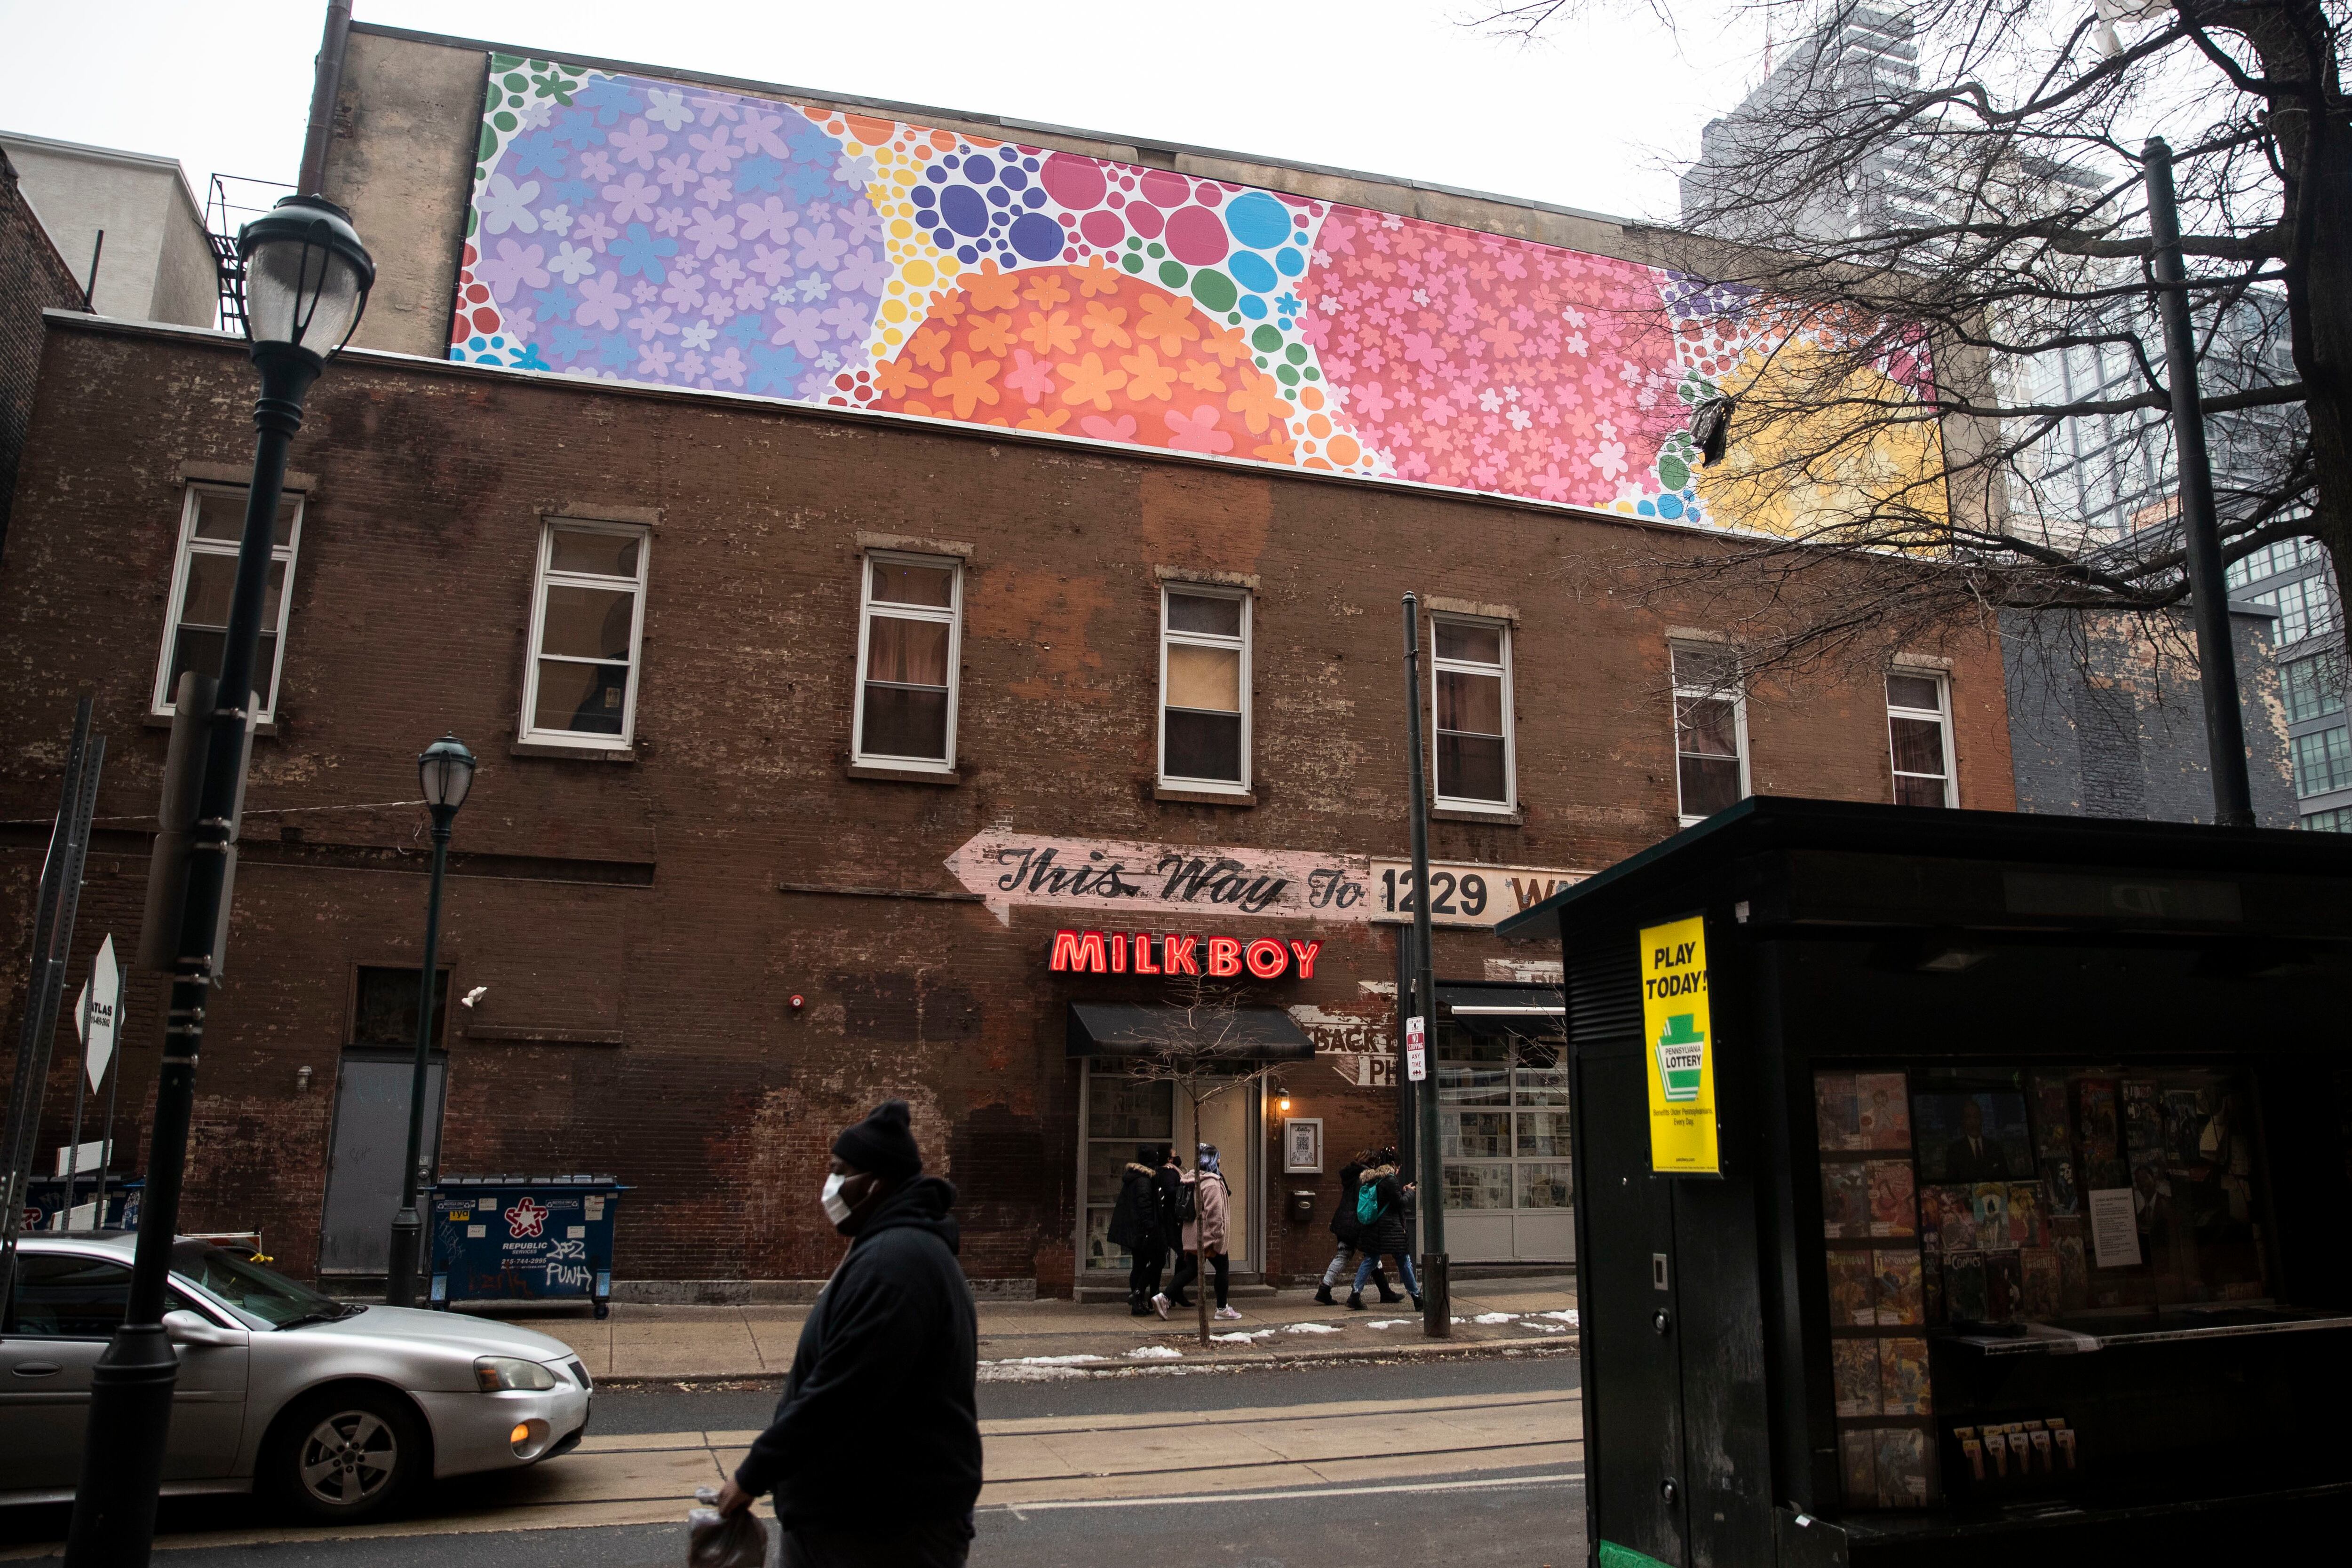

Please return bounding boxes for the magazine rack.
[1498,798,2352,1568]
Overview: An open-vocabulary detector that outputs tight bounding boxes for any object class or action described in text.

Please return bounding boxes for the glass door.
[1436,1022,1575,1261]
[1080,1064,1262,1279]
[1082,1069,1174,1276]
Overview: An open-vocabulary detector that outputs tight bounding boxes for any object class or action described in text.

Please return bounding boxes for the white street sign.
[82,935,119,1091]
[54,1139,108,1178]
[1405,1014,1427,1082]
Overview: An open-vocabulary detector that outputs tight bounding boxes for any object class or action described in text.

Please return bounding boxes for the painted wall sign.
[1368,859,1585,929]
[1048,927,1321,980]
[454,58,1938,538]
[1638,914,1719,1175]
[946,829,1581,927]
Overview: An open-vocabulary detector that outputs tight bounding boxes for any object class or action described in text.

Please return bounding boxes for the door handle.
[12,1362,63,1377]
[1653,1309,1671,1335]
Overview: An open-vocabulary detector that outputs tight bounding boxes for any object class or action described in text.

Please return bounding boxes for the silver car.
[0,1233,591,1521]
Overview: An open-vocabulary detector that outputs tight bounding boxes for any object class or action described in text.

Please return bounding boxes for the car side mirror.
[163,1309,246,1349]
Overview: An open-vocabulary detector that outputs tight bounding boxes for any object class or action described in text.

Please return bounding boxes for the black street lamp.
[386,735,475,1307]
[67,195,372,1568]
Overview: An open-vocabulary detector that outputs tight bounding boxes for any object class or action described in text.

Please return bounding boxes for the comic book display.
[1813,1070,1934,1509]
[1813,1063,2276,1516]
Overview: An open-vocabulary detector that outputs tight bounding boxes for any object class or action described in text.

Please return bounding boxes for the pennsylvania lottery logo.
[1654,1014,1706,1103]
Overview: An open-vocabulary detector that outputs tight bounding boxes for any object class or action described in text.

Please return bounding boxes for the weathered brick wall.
[0,317,2015,1290]
[2002,607,2298,827]
[0,150,87,551]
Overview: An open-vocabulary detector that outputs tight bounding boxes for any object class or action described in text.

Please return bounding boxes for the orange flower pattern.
[870,268,1293,454]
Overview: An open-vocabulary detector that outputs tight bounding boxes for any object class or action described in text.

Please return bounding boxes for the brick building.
[0,144,90,549]
[0,24,2017,1299]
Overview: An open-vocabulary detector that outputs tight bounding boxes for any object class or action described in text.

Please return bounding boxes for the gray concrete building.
[0,129,217,328]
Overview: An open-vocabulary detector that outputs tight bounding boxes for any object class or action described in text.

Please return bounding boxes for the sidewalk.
[494,1275,1577,1384]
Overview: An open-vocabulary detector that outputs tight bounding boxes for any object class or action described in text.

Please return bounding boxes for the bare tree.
[1118,976,1280,1346]
[1468,0,2341,678]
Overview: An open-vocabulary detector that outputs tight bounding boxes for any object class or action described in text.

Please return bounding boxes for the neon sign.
[1049,929,1321,980]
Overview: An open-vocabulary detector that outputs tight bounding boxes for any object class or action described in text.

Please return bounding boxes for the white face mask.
[820,1172,853,1227]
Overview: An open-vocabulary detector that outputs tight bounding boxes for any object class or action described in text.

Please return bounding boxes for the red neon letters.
[1049,929,1322,981]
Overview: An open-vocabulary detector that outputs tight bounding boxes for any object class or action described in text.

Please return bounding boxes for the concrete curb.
[594,1333,1576,1388]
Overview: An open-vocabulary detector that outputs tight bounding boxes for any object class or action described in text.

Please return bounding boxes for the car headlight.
[475,1355,559,1392]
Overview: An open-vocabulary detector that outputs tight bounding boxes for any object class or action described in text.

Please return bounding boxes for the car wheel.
[268,1387,425,1523]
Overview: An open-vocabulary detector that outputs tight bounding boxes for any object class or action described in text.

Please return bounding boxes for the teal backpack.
[1355,1180,1386,1227]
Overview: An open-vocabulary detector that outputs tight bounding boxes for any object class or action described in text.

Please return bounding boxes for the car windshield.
[169,1241,355,1329]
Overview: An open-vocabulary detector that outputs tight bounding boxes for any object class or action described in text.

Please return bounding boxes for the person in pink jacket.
[1154,1143,1239,1321]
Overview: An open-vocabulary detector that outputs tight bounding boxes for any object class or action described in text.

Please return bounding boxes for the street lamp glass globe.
[418,735,477,812]
[236,195,376,358]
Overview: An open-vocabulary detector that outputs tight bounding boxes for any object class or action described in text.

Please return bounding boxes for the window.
[2291,727,2352,798]
[853,553,962,769]
[153,485,303,722]
[2304,806,2352,832]
[2281,655,2346,727]
[350,966,451,1048]
[1436,1025,1574,1226]
[2250,576,2340,647]
[2225,535,2323,591]
[1886,671,1956,808]
[1431,617,1514,810]
[1671,642,1746,823]
[1160,586,1250,792]
[521,522,648,748]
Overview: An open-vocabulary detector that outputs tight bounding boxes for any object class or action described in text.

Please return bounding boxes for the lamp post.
[386,736,475,1307]
[66,195,372,1568]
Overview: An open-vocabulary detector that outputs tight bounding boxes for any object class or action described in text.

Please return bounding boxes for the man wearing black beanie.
[714,1101,981,1566]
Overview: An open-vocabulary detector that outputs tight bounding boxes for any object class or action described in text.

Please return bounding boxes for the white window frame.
[151,484,305,724]
[1430,613,1516,814]
[519,518,650,751]
[1670,640,1749,827]
[851,549,964,772]
[1885,668,1958,808]
[1157,583,1252,795]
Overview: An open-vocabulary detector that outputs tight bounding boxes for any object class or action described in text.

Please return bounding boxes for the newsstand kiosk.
[1497,799,2352,1567]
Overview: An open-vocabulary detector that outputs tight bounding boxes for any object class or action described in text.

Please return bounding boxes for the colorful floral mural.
[453,55,1939,532]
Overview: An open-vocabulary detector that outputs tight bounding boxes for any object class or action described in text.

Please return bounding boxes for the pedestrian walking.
[1144,1143,1190,1316]
[1314,1148,1397,1307]
[1151,1146,1200,1317]
[714,1101,980,1568]
[1107,1144,1170,1316]
[1347,1147,1422,1312]
[1161,1142,1238,1320]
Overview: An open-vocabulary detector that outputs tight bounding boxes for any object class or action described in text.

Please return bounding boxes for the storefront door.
[1079,1062,1259,1283]
[1436,1020,1575,1262]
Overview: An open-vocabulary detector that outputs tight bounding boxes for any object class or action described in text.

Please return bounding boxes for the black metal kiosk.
[1496,798,2352,1567]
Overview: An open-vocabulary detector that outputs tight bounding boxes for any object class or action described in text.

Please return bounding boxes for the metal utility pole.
[2144,136,2255,829]
[1401,595,1449,1337]
[1,699,103,1285]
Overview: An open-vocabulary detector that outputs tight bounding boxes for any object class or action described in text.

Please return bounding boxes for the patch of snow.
[1210,1330,1277,1343]
[1471,1312,1518,1324]
[1537,1309,1580,1325]
[1365,1318,1414,1329]
[1127,1345,1184,1359]
[995,1354,1109,1366]
[1283,1322,1343,1334]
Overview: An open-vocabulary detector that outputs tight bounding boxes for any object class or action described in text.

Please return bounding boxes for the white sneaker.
[1216,1306,1242,1321]
[1151,1292,1170,1319]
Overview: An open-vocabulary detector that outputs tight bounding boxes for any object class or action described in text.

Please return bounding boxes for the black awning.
[1066,1002,1316,1061]
[1436,982,1566,1037]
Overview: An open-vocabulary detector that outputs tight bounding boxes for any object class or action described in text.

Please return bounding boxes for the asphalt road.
[0,1354,1586,1568]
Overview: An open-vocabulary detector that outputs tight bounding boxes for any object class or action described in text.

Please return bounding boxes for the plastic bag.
[688,1486,774,1568]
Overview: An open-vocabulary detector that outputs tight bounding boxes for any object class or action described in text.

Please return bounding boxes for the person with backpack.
[1347,1147,1421,1311]
[1107,1144,1171,1316]
[1149,1145,1197,1316]
[1316,1149,1397,1307]
[1160,1143,1238,1320]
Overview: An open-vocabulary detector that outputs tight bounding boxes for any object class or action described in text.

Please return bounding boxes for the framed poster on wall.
[1283,1117,1324,1174]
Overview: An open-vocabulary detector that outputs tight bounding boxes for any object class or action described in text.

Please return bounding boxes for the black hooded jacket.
[733,1175,981,1527]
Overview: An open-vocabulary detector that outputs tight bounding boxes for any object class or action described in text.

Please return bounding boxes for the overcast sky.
[0,0,1764,227]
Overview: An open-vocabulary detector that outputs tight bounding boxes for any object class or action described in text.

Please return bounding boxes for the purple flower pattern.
[461,69,881,395]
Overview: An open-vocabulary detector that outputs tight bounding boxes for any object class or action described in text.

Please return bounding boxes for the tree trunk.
[2246,3,2352,646]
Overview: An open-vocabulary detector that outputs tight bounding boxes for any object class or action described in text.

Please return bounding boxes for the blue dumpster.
[429,1174,628,1318]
